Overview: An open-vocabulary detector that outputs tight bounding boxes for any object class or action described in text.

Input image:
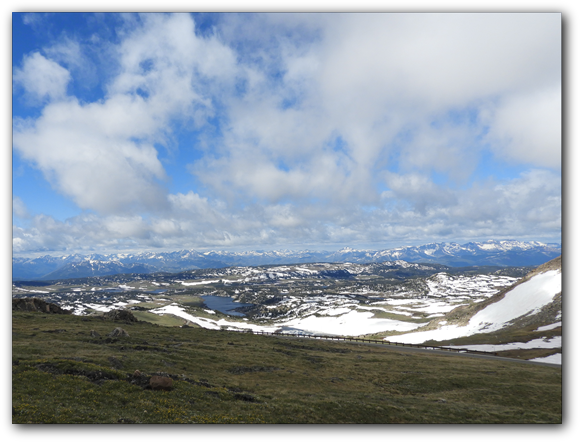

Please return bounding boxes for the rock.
[150,375,173,391]
[103,309,138,322]
[108,327,130,338]
[90,330,100,338]
[12,298,71,314]
[129,370,150,388]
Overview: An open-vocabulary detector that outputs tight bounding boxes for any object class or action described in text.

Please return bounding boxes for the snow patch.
[281,310,424,336]
[393,270,561,344]
[181,280,221,286]
[535,322,562,332]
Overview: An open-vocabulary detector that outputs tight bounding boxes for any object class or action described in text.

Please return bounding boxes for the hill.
[390,256,562,362]
[12,308,561,424]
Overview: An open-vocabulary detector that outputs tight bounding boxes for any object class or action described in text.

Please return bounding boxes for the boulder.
[150,375,173,391]
[129,370,150,389]
[12,298,71,314]
[103,309,138,322]
[108,327,130,338]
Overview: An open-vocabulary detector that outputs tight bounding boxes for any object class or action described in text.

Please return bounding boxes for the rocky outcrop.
[108,327,130,338]
[102,309,138,322]
[12,297,71,314]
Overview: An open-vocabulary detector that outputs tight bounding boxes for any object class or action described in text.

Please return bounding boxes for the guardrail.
[226,329,498,357]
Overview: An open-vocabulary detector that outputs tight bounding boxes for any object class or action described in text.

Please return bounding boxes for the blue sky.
[12,12,562,256]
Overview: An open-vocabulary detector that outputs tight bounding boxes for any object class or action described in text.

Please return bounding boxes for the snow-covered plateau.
[12,256,562,365]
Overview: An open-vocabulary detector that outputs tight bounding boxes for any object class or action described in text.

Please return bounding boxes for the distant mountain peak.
[12,240,561,281]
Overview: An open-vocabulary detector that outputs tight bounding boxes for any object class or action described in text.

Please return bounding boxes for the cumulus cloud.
[13,13,239,215]
[13,52,71,103]
[13,97,169,214]
[483,86,561,168]
[194,12,561,205]
[13,197,30,219]
[12,167,560,254]
[440,169,561,238]
[383,172,457,215]
[12,13,561,254]
[43,37,100,91]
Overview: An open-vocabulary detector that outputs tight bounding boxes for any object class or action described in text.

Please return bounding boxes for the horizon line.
[12,238,562,260]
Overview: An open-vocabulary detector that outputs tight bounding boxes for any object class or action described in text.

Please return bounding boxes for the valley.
[13,256,562,365]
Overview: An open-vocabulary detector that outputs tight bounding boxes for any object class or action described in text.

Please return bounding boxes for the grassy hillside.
[12,310,561,424]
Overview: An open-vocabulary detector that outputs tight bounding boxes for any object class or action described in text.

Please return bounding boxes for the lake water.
[200,295,254,317]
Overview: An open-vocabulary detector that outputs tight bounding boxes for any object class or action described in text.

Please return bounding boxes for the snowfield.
[450,336,562,365]
[425,273,515,299]
[529,353,562,364]
[392,269,562,345]
[180,279,221,286]
[150,301,424,336]
[13,255,561,365]
[447,336,561,352]
[150,304,280,333]
[279,310,424,336]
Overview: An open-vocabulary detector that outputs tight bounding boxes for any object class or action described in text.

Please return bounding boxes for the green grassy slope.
[12,310,561,424]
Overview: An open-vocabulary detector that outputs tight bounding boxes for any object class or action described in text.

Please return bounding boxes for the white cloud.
[20,12,47,30]
[12,13,561,254]
[13,197,30,219]
[446,169,562,237]
[13,97,169,214]
[43,37,100,90]
[13,52,71,103]
[191,12,561,209]
[484,86,561,168]
[383,172,457,215]
[13,13,239,216]
[12,167,560,255]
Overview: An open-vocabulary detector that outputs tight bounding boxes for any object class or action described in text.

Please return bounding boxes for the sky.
[11,12,562,256]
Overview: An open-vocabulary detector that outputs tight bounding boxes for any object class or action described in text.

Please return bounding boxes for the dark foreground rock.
[12,298,71,314]
[102,309,138,322]
[108,327,130,338]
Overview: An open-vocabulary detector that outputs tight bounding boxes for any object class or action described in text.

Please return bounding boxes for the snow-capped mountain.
[328,240,561,267]
[41,260,156,280]
[12,240,561,280]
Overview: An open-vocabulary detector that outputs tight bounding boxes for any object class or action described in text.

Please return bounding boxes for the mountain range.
[12,240,561,281]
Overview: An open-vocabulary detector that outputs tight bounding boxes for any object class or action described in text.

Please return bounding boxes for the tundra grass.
[12,311,561,424]
[130,311,187,327]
